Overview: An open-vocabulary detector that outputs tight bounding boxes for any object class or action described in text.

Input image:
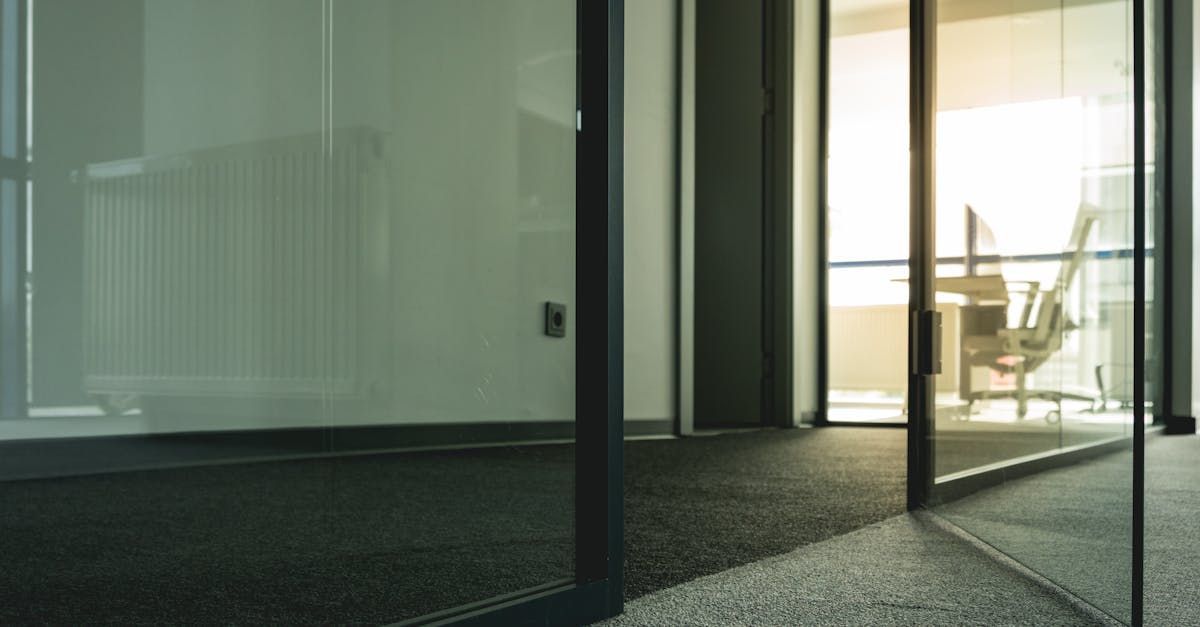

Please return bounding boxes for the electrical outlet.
[545,302,566,338]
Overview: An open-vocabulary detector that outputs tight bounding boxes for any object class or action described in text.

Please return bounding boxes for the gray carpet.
[0,427,910,624]
[936,448,1134,623]
[622,424,1130,599]
[1144,433,1200,626]
[611,432,1200,626]
[623,428,906,599]
[3,426,1185,624]
[0,445,576,625]
[933,432,1198,626]
[603,513,1107,626]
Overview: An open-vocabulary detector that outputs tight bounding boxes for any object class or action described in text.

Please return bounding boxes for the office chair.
[957,207,1098,423]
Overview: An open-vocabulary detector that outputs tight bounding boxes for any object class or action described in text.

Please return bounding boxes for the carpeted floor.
[935,447,1134,623]
[0,427,908,624]
[0,444,577,624]
[621,422,1129,601]
[1144,434,1200,626]
[603,513,1112,627]
[935,431,1199,626]
[1,425,1176,624]
[623,428,906,599]
[607,434,1200,626]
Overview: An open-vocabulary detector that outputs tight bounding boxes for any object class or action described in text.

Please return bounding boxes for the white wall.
[142,0,324,155]
[624,0,678,424]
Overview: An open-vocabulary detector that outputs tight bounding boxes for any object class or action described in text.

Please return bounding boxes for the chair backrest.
[1030,205,1098,345]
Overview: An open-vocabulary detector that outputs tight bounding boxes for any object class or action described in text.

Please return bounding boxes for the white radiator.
[829,302,959,394]
[82,128,382,399]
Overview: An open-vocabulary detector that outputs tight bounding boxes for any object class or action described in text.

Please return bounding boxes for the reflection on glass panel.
[826,0,908,423]
[0,0,575,623]
[0,0,16,159]
[930,0,1135,623]
[327,0,577,617]
[1143,0,1157,430]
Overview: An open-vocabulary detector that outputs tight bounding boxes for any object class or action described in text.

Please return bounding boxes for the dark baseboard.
[1164,415,1197,435]
[823,421,907,429]
[625,418,675,437]
[0,418,675,481]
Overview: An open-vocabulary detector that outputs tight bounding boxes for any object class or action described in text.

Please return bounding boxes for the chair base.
[962,389,1098,423]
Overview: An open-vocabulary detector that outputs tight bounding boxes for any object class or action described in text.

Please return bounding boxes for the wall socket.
[544,302,566,338]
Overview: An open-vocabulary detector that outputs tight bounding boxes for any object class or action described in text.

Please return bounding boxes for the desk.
[933,275,1009,302]
[892,274,1009,303]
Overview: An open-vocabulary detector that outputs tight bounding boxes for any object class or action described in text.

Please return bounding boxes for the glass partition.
[0,0,577,622]
[825,0,910,424]
[826,0,983,425]
[928,0,1136,622]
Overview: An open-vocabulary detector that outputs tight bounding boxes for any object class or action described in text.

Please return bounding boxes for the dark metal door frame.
[814,0,830,428]
[906,0,936,511]
[1132,0,1147,623]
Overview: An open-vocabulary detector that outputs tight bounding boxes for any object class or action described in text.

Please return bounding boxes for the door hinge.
[762,352,775,378]
[762,88,774,115]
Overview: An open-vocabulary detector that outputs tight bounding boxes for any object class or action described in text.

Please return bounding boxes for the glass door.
[911,0,1145,624]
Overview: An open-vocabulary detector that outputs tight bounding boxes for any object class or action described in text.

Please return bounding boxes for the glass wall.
[826,0,970,424]
[0,0,577,622]
[825,0,910,423]
[928,0,1136,622]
